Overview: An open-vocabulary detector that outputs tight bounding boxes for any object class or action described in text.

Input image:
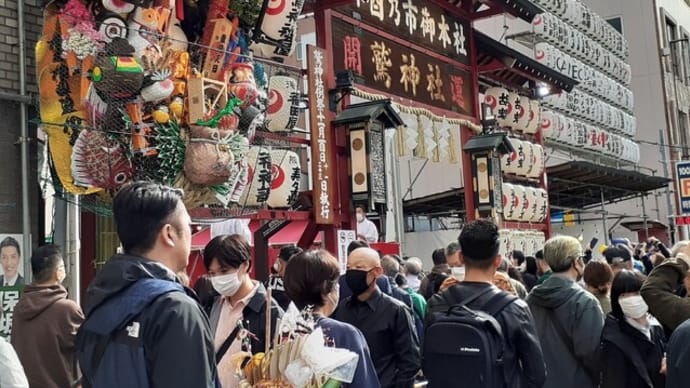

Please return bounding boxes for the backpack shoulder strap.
[83,278,184,383]
[442,285,495,310]
[482,291,519,317]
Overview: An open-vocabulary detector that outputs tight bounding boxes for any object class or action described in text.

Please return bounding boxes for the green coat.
[641,256,690,331]
[404,287,427,320]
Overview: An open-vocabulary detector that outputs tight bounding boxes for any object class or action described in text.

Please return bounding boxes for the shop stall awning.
[248,220,322,245]
[547,161,671,210]
[403,188,466,217]
[475,31,578,95]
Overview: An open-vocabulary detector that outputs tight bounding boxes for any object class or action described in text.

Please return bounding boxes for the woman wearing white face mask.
[600,269,667,388]
[203,234,284,388]
[283,249,381,387]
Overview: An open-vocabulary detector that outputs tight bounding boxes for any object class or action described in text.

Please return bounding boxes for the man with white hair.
[333,247,421,388]
[641,240,690,331]
[526,235,604,388]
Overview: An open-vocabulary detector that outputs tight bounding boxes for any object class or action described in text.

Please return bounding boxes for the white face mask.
[451,266,465,281]
[211,271,242,296]
[325,284,340,316]
[619,295,648,319]
[356,213,364,222]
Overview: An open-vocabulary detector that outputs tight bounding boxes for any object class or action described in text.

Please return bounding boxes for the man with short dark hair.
[266,245,303,310]
[334,247,421,388]
[426,219,546,388]
[0,237,24,287]
[11,244,84,388]
[76,182,216,388]
[535,249,552,285]
[419,248,450,300]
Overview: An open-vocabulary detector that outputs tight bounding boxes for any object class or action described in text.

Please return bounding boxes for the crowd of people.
[2,181,690,387]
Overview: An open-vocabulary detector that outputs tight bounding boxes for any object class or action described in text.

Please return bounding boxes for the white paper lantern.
[251,0,305,57]
[513,184,528,221]
[507,93,530,131]
[484,87,513,128]
[511,231,526,253]
[516,141,533,177]
[239,146,272,207]
[502,138,523,175]
[499,229,513,260]
[267,75,299,132]
[523,187,539,222]
[266,149,301,208]
[502,182,517,220]
[535,189,549,222]
[528,144,545,179]
[541,109,556,139]
[525,99,541,134]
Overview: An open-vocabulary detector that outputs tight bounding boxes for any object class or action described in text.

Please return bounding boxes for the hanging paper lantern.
[512,185,528,221]
[516,141,532,177]
[523,187,539,222]
[239,146,273,207]
[509,93,531,131]
[267,75,299,132]
[499,229,513,262]
[525,99,541,134]
[541,109,556,139]
[484,87,512,128]
[266,149,301,208]
[511,230,526,253]
[501,137,523,175]
[528,144,545,179]
[251,0,306,57]
[502,182,517,220]
[534,189,549,222]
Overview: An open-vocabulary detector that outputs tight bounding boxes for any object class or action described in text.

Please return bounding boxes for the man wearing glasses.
[527,235,605,388]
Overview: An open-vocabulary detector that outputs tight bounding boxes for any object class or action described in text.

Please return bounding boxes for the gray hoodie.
[526,274,604,388]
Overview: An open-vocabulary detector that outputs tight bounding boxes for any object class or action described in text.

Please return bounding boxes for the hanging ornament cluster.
[37,0,307,210]
[351,89,476,163]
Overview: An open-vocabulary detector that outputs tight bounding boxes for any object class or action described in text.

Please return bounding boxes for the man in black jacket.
[333,247,421,388]
[76,182,216,388]
[426,219,546,388]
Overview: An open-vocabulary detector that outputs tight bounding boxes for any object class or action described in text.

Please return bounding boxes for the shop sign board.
[307,45,335,224]
[677,161,690,214]
[331,17,475,116]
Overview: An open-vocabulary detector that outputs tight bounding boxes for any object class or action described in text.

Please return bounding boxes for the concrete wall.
[402,230,460,270]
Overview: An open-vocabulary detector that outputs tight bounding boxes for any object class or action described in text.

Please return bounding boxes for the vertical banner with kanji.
[0,285,23,338]
[0,234,26,339]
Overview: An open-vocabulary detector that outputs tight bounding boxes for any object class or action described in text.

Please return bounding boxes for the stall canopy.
[402,161,671,218]
[403,188,466,218]
[547,161,671,209]
[475,31,578,95]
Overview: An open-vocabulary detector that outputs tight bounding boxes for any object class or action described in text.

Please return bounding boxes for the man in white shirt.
[356,206,379,243]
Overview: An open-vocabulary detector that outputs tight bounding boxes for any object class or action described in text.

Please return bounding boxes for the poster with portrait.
[0,234,25,338]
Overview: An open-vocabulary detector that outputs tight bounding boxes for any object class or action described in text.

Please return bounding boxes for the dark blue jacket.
[316,316,381,388]
[76,255,216,388]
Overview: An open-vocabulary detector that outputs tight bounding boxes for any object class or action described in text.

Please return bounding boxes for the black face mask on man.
[345,269,373,296]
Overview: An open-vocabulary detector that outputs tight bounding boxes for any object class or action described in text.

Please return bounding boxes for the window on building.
[666,17,681,77]
[606,17,624,34]
[684,31,690,84]
[679,111,690,158]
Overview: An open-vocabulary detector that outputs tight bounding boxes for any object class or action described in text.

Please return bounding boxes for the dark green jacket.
[640,256,690,331]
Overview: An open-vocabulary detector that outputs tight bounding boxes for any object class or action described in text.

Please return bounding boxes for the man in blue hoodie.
[76,182,216,388]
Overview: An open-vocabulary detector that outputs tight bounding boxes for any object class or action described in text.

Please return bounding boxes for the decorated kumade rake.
[37,0,306,212]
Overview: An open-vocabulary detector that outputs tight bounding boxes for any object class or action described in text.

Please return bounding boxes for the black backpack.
[423,287,518,388]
